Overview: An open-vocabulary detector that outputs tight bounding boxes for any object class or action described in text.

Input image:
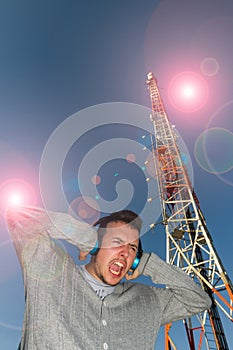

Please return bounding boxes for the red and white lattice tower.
[146,72,233,350]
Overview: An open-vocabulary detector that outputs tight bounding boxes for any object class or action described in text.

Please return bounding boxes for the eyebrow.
[112,237,138,249]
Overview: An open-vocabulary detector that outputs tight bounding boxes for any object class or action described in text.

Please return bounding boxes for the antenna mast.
[146,72,233,350]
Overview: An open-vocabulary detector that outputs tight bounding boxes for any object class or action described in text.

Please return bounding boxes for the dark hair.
[94,209,142,232]
[93,210,143,253]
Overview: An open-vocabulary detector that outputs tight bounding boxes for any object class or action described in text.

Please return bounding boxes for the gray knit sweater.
[6,207,211,350]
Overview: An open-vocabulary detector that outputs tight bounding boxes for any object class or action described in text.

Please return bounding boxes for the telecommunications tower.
[146,72,233,350]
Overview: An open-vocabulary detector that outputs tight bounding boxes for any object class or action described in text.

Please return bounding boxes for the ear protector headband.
[90,234,143,271]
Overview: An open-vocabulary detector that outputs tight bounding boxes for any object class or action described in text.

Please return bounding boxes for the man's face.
[86,221,139,286]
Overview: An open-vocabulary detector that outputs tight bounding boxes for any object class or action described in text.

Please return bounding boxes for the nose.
[119,244,130,258]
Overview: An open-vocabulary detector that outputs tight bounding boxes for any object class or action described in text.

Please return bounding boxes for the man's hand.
[78,251,89,261]
[125,267,140,281]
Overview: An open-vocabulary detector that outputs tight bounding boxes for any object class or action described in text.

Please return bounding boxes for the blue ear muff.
[90,241,99,255]
[90,241,141,270]
[131,256,140,270]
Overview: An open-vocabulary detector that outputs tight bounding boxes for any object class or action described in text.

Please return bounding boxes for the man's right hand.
[78,251,90,261]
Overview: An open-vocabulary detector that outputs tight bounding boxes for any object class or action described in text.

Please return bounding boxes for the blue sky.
[0,0,232,349]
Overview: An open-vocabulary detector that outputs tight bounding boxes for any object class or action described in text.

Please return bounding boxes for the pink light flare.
[0,178,36,217]
[68,195,100,225]
[126,153,136,163]
[182,85,195,98]
[91,175,101,185]
[168,71,209,113]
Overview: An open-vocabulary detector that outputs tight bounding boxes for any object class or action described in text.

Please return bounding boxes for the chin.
[108,274,125,286]
[109,279,122,286]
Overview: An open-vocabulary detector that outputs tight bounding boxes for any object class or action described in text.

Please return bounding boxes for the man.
[6,206,211,350]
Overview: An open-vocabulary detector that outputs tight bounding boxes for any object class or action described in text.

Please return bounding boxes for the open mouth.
[109,261,125,276]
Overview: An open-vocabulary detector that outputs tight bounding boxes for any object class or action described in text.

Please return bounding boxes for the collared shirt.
[78,265,115,300]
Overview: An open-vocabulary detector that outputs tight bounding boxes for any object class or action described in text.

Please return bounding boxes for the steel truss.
[146,72,233,350]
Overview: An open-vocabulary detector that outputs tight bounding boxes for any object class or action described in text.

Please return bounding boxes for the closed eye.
[112,239,123,246]
[129,244,137,252]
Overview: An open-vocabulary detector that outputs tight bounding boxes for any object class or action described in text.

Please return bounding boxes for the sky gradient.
[0,0,232,349]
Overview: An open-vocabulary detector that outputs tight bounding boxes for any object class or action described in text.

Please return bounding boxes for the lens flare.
[182,85,195,98]
[40,102,193,237]
[194,128,233,174]
[126,153,136,163]
[91,175,101,185]
[200,57,219,77]
[68,196,100,225]
[168,71,209,113]
[0,178,36,216]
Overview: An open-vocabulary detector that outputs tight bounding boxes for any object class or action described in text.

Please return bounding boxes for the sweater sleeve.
[138,253,211,325]
[6,206,97,264]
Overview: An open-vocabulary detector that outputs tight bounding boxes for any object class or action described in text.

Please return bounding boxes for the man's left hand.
[125,268,140,280]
